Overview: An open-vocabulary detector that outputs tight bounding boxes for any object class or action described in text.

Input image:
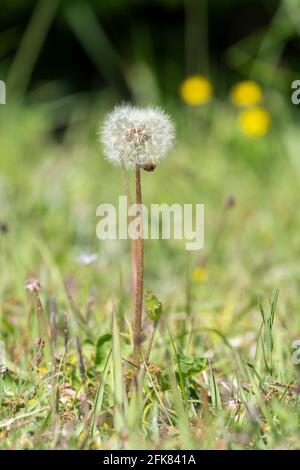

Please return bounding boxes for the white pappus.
[100,104,175,171]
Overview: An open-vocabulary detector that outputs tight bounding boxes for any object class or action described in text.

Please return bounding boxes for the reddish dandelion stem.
[120,162,137,301]
[133,165,144,366]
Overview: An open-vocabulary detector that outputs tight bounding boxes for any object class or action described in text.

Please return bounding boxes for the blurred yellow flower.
[180,75,213,105]
[230,80,262,107]
[238,107,271,137]
[68,354,78,365]
[192,267,207,282]
[28,397,37,406]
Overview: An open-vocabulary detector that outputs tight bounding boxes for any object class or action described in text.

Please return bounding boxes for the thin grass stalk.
[50,298,58,440]
[63,312,69,350]
[76,336,90,432]
[144,319,159,365]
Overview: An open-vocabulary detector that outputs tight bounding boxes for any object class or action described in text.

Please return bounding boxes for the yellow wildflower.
[230,80,262,107]
[28,397,37,406]
[68,354,78,365]
[180,75,213,105]
[238,107,271,137]
[261,422,272,432]
[192,267,207,283]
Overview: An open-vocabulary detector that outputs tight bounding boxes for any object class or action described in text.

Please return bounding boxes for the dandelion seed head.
[100,104,175,169]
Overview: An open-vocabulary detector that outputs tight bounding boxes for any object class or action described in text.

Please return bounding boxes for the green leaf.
[176,354,208,378]
[95,334,112,367]
[145,291,163,322]
[1,371,18,395]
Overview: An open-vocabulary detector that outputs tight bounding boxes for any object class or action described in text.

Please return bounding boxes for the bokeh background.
[1,0,300,99]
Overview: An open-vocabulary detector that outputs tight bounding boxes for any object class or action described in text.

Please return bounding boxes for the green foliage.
[145,291,163,322]
[1,94,300,449]
[95,334,112,368]
[176,354,208,378]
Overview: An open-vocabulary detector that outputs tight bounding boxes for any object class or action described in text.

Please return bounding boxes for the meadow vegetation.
[1,90,300,449]
[1,0,300,451]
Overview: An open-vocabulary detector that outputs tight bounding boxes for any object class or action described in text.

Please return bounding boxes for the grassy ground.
[1,97,300,450]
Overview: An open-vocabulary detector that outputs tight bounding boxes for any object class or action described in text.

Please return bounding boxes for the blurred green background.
[1,0,300,101]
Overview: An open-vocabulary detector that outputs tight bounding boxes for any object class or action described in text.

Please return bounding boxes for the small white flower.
[100,104,175,170]
[76,253,98,265]
[227,400,239,412]
[25,278,41,292]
